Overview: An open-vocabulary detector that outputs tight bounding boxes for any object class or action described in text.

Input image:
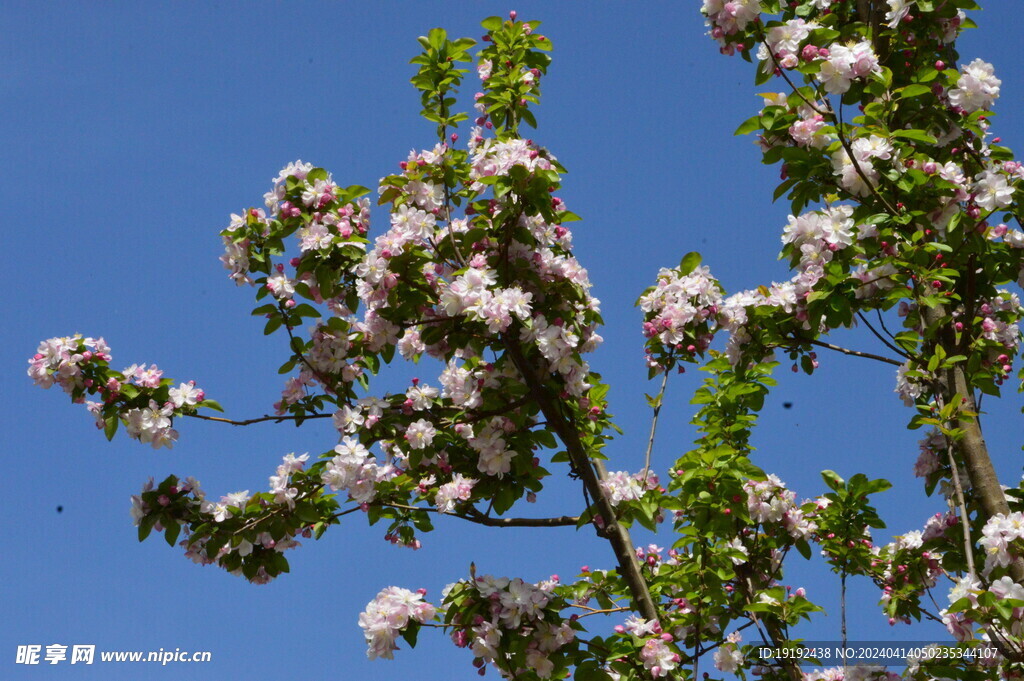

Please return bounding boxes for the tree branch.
[334,501,579,528]
[641,369,670,482]
[793,337,904,366]
[919,305,1024,588]
[499,332,662,626]
[858,311,916,361]
[184,412,332,426]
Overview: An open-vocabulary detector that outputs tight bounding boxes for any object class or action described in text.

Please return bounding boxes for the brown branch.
[641,369,670,481]
[919,305,1024,588]
[184,412,332,426]
[280,311,333,389]
[568,604,630,617]
[795,337,904,366]
[333,501,578,528]
[459,507,579,528]
[499,332,662,627]
[863,310,915,361]
[940,424,977,577]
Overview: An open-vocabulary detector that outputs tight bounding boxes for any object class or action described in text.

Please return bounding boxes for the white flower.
[949,58,1001,113]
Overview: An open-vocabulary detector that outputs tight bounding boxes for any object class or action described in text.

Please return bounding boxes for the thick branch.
[500,333,661,624]
[920,306,1024,586]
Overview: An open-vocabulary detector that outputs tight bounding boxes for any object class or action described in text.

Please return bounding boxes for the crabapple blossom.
[979,512,1024,574]
[817,41,881,94]
[949,58,1001,113]
[713,631,744,673]
[599,470,654,506]
[404,418,437,450]
[702,0,761,40]
[168,381,204,408]
[434,474,476,513]
[973,170,1015,212]
[640,637,680,678]
[359,587,437,660]
[322,437,380,504]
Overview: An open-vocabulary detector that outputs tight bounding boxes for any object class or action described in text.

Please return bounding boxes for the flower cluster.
[831,135,893,197]
[913,428,945,479]
[600,470,659,508]
[803,667,899,681]
[359,587,437,660]
[321,437,390,505]
[745,475,817,540]
[127,452,367,585]
[29,335,209,449]
[712,630,744,674]
[870,525,945,624]
[948,58,1001,113]
[816,40,881,95]
[979,512,1024,575]
[28,335,112,393]
[443,574,576,680]
[638,260,722,371]
[702,0,761,51]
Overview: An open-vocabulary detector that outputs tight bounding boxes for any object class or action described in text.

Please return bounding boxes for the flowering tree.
[29,3,1024,680]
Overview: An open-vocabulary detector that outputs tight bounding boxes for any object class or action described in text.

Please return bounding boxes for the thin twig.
[857,311,915,361]
[804,337,904,366]
[568,605,631,618]
[332,501,579,528]
[942,426,977,576]
[184,412,332,426]
[641,369,670,481]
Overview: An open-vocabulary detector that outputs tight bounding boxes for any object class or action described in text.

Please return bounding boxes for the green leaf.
[891,129,938,144]
[820,469,844,491]
[734,115,761,136]
[575,663,613,681]
[104,414,119,441]
[679,251,702,275]
[427,27,446,50]
[138,516,155,542]
[897,84,931,100]
[164,522,181,547]
[400,622,420,648]
[198,399,224,413]
[264,316,283,335]
[292,303,321,319]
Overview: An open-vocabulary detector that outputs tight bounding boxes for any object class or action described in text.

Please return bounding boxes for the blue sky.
[4,2,1023,680]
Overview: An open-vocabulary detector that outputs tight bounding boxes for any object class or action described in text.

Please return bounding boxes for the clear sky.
[4,2,1023,680]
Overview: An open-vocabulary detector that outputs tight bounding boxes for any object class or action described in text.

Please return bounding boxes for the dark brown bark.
[500,334,661,624]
